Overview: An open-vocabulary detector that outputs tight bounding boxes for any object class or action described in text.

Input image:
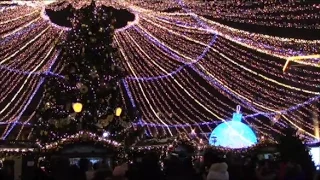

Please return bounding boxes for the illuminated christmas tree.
[35,2,138,143]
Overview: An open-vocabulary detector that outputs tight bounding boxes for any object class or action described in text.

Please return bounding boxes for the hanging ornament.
[40,130,48,136]
[90,37,97,43]
[76,82,84,89]
[45,102,51,109]
[90,70,99,78]
[80,85,88,94]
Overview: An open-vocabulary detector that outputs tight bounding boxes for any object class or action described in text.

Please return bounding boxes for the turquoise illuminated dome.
[209,106,258,149]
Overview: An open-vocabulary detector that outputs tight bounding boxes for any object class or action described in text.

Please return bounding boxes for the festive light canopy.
[0,0,319,142]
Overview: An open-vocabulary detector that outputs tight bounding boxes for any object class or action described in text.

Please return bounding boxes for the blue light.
[125,26,217,81]
[232,112,242,122]
[209,106,257,149]
[3,51,61,139]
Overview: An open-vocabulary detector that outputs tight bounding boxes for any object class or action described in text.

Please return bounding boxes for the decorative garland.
[129,133,277,157]
[0,134,276,158]
[203,140,277,155]
[40,131,120,152]
[0,148,37,158]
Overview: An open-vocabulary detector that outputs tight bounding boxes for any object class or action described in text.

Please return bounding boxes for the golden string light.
[0,1,319,142]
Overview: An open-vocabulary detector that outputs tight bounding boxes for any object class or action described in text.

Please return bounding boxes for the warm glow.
[287,54,320,61]
[115,107,122,117]
[72,102,83,113]
[283,54,320,72]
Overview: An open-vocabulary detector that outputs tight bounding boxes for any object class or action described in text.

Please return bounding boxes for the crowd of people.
[0,151,317,180]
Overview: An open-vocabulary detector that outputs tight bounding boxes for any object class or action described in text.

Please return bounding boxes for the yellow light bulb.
[115,107,122,117]
[72,102,83,113]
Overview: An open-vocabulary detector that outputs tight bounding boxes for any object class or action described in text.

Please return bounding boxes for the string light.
[41,131,120,151]
[147,12,320,64]
[2,50,61,139]
[0,1,319,141]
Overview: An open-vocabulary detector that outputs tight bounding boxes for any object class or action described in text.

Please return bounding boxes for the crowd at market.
[0,150,316,180]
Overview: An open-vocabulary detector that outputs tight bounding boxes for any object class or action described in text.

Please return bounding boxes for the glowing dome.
[209,106,257,149]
